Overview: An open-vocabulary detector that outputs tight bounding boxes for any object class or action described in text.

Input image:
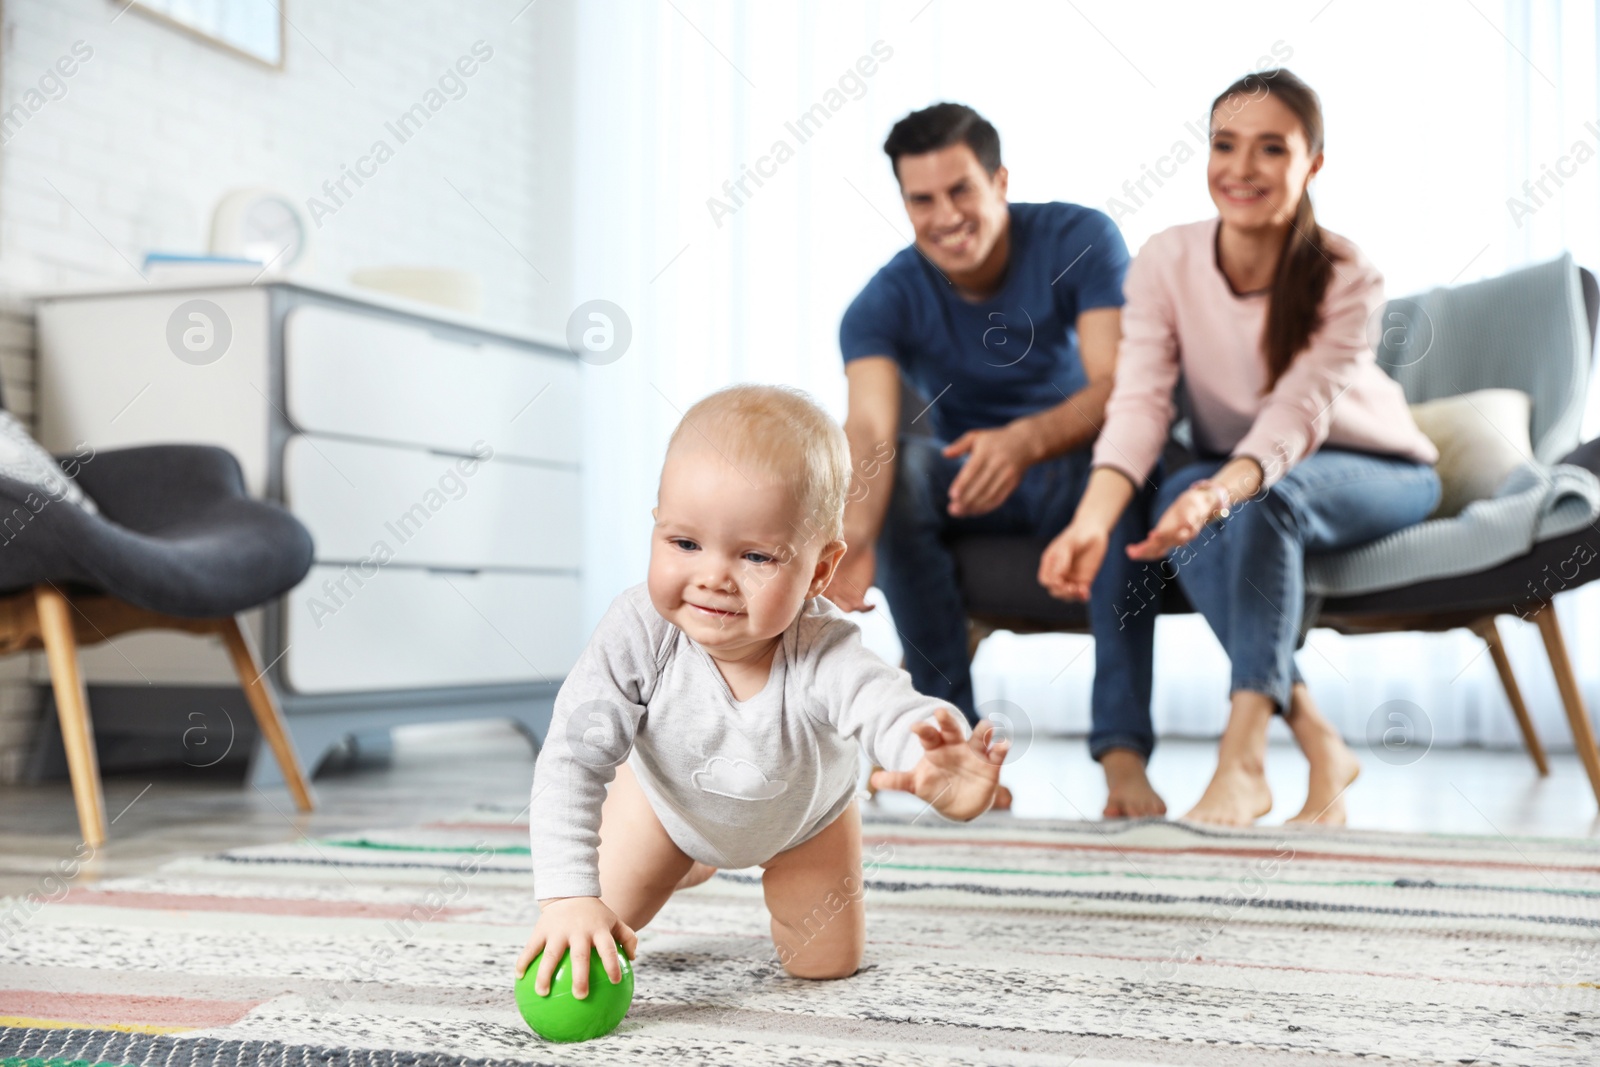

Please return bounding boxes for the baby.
[516,384,1007,997]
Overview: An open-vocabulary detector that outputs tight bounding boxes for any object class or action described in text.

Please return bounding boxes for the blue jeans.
[876,435,1158,744]
[1133,448,1441,715]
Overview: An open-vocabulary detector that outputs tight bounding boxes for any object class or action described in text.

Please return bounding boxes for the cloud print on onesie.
[692,756,789,800]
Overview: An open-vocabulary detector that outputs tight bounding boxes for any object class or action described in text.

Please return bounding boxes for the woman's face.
[1207,91,1323,233]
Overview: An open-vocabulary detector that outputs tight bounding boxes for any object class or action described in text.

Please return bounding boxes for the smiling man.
[826,102,1162,814]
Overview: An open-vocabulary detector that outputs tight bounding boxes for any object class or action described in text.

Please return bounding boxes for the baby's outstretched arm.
[867,706,1008,820]
[807,607,1009,819]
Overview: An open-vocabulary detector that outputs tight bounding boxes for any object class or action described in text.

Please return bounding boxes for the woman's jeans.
[1090,448,1441,756]
[875,435,1159,743]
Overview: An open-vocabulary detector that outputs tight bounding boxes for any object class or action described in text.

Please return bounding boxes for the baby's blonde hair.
[665,384,851,547]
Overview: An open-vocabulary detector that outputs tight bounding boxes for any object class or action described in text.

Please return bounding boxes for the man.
[826,103,1164,817]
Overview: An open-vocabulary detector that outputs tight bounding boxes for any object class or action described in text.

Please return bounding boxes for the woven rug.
[1,805,1597,1066]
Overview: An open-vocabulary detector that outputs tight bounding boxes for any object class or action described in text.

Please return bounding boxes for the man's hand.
[867,706,1008,821]
[515,896,637,999]
[825,541,877,612]
[943,422,1038,518]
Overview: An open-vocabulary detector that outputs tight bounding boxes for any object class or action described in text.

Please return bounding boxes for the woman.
[1038,69,1440,827]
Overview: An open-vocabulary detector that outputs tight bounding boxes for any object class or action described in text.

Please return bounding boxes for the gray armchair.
[0,441,317,844]
[916,258,1600,805]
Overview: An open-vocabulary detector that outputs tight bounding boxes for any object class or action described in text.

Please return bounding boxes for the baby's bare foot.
[1101,749,1166,818]
[674,862,717,890]
[991,783,1013,811]
[1287,727,1361,827]
[1182,762,1271,827]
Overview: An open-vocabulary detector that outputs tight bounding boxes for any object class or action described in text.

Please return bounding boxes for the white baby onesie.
[529,583,951,899]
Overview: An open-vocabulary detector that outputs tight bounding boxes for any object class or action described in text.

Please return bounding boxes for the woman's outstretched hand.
[1126,485,1217,561]
[868,707,1008,821]
[1038,521,1110,601]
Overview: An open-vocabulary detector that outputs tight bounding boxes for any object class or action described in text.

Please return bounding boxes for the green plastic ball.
[514,944,634,1042]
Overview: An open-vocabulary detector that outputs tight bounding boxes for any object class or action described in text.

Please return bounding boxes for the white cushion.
[1407,389,1532,518]
[0,411,97,514]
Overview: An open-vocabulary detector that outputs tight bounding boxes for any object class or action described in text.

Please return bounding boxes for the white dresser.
[35,281,583,782]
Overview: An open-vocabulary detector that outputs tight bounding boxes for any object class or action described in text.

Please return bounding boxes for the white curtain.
[571,0,1600,749]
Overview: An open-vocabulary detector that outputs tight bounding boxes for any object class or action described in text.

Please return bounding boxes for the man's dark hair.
[883,103,1001,181]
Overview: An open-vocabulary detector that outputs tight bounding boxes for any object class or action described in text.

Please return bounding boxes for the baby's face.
[649,441,840,658]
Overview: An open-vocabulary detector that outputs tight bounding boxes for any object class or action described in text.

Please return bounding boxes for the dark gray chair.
[911,262,1600,805]
[0,442,317,844]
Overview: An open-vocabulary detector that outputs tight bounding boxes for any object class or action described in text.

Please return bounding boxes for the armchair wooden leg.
[1533,606,1600,807]
[1469,615,1548,776]
[966,618,995,663]
[219,616,314,813]
[33,585,107,847]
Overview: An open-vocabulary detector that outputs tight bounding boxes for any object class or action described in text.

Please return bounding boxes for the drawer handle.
[428,446,492,461]
[428,330,486,348]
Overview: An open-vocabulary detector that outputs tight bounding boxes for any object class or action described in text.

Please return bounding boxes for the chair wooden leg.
[966,618,995,663]
[218,616,314,812]
[1468,616,1548,776]
[33,585,107,847]
[1533,606,1600,807]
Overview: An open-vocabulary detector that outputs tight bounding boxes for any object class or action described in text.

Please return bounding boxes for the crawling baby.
[516,383,1007,996]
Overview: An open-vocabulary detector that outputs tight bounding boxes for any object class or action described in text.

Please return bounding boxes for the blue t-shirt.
[839,202,1129,443]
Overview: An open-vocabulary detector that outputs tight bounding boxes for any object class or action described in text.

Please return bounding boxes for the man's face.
[896,143,1009,278]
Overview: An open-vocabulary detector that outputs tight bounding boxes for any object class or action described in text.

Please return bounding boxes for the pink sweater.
[1092,219,1437,489]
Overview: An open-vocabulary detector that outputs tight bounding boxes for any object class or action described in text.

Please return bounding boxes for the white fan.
[209,188,313,274]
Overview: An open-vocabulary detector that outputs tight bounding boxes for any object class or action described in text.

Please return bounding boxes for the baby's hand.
[515,896,638,999]
[869,706,1009,821]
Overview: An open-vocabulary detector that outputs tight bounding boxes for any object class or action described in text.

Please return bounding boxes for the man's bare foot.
[1285,687,1361,826]
[1101,749,1166,818]
[674,862,717,890]
[1182,761,1272,826]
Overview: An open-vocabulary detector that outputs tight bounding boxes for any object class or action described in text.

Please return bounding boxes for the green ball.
[514,943,634,1042]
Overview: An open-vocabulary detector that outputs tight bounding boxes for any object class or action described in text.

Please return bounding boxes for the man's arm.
[945,306,1123,516]
[1011,306,1121,457]
[827,356,900,612]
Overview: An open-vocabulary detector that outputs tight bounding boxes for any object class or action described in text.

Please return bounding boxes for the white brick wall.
[0,0,577,778]
[0,0,572,326]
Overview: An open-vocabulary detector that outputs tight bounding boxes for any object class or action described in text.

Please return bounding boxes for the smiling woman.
[1038,69,1442,828]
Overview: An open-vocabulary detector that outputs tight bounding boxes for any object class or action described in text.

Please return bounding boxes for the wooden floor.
[1,721,1596,900]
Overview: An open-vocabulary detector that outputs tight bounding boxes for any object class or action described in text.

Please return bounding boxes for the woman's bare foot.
[1181,692,1274,827]
[1182,761,1272,826]
[674,862,717,890]
[1101,749,1166,818]
[1284,685,1360,826]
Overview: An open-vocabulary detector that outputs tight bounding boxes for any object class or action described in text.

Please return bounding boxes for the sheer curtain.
[571,0,1600,748]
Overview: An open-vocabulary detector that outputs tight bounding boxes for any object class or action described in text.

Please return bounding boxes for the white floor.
[1,720,1594,905]
[382,719,1600,840]
[868,731,1600,839]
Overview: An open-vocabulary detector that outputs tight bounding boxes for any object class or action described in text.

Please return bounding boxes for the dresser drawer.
[283,434,580,571]
[283,566,582,693]
[284,304,580,464]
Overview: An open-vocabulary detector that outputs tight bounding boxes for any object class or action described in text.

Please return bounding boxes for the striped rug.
[1,805,1597,1066]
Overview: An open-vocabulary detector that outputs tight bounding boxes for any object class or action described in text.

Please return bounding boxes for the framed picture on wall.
[118,0,285,70]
